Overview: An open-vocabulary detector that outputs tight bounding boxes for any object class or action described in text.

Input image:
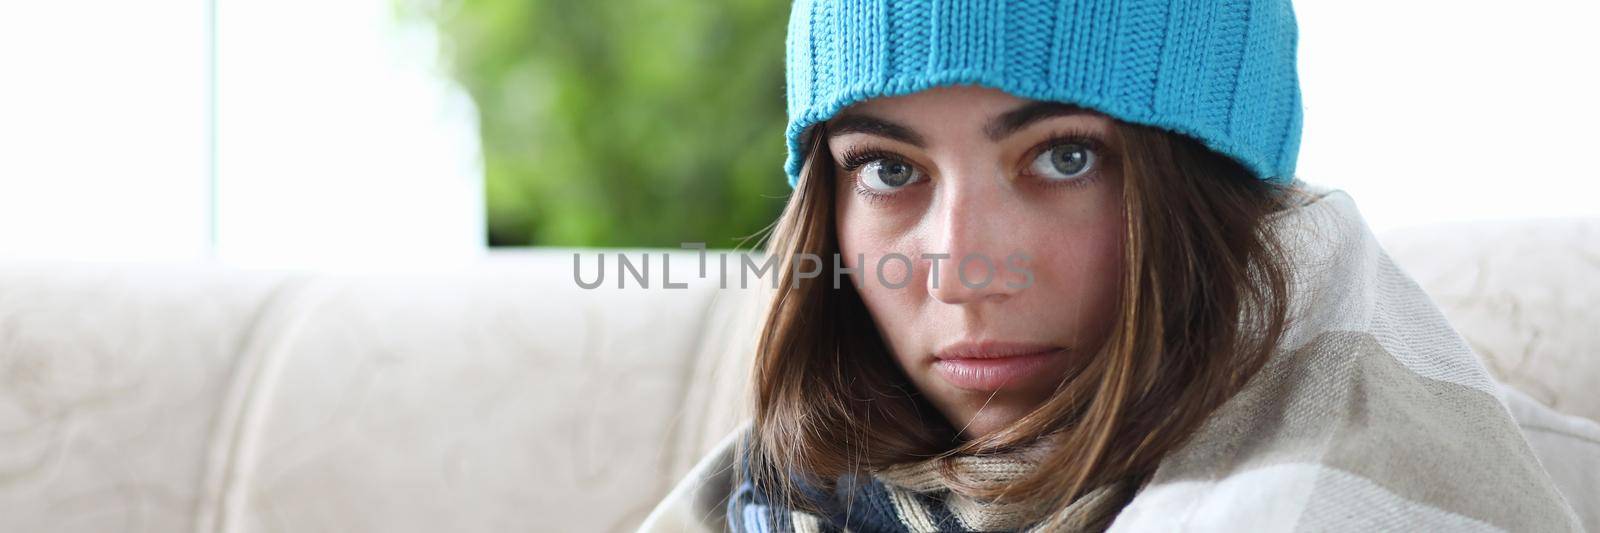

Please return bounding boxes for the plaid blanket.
[641,184,1587,532]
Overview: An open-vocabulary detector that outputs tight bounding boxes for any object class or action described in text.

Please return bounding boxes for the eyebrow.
[987,101,1092,140]
[826,101,1092,147]
[826,113,928,147]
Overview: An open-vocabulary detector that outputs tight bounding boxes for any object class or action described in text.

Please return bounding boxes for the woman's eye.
[857,158,923,191]
[1030,142,1096,181]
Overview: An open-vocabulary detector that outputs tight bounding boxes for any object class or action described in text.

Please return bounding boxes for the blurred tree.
[407,0,792,247]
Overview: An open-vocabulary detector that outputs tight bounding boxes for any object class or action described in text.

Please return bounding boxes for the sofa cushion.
[0,261,292,532]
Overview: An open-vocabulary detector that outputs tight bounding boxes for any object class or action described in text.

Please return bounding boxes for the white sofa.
[0,218,1596,532]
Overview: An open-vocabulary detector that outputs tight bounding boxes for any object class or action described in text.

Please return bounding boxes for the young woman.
[643,0,1585,531]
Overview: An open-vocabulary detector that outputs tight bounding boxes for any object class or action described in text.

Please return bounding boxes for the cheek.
[1032,203,1126,340]
[836,202,927,356]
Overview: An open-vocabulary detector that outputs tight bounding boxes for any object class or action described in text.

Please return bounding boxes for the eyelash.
[837,128,1111,202]
[1026,129,1108,190]
[837,147,910,205]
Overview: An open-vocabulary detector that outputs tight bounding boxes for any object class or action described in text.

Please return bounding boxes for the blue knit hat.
[783,0,1303,187]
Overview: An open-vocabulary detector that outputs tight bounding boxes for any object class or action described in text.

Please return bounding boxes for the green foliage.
[416,0,793,246]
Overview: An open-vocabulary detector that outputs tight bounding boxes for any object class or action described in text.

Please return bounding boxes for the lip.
[931,340,1067,391]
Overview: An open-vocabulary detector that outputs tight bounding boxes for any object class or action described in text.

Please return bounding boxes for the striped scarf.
[727,449,1135,533]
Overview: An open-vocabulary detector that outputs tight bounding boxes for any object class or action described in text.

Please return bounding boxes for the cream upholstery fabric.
[0,215,1594,532]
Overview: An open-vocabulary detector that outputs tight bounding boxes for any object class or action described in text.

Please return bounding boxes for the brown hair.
[746,118,1302,529]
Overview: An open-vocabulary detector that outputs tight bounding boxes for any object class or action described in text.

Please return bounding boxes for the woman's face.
[828,85,1125,439]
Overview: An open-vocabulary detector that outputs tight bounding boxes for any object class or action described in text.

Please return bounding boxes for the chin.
[950,401,1039,440]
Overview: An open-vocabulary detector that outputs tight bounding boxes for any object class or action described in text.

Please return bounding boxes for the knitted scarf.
[725,448,1135,533]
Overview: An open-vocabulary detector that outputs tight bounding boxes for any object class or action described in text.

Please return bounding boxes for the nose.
[925,176,1026,305]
